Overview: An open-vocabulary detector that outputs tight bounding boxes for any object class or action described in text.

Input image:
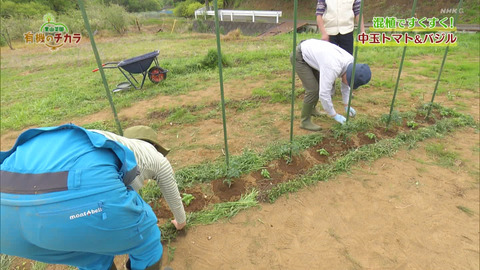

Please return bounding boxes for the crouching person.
[0,124,185,270]
[291,39,372,131]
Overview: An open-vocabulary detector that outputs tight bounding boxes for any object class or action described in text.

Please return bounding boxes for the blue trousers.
[1,187,162,270]
[1,128,162,270]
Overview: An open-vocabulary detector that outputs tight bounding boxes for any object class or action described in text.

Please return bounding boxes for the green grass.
[2,31,478,133]
[473,143,480,153]
[31,261,48,270]
[159,190,259,243]
[425,142,461,168]
[460,0,480,24]
[139,179,163,203]
[1,31,291,132]
[457,205,475,217]
[0,255,13,270]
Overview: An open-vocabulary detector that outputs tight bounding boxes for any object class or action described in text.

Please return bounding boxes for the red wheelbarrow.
[92,50,168,92]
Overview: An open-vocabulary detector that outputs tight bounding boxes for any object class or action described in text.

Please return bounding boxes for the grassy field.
[1,17,479,134]
[1,15,479,270]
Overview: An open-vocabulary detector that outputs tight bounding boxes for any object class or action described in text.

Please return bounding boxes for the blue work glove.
[333,114,346,125]
[345,106,356,117]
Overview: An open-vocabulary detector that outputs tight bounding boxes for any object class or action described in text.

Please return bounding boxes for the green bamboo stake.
[213,0,230,167]
[346,0,365,123]
[386,0,418,129]
[426,0,463,119]
[289,0,298,160]
[78,0,123,135]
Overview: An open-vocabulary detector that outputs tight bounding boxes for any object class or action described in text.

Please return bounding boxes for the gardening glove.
[333,114,346,125]
[345,106,356,117]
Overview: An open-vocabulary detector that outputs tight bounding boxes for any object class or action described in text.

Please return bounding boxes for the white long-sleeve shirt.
[91,130,186,224]
[300,39,353,116]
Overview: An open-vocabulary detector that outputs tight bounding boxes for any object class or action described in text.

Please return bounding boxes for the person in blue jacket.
[0,124,185,270]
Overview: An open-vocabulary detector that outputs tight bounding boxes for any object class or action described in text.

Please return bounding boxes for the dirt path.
[162,129,479,270]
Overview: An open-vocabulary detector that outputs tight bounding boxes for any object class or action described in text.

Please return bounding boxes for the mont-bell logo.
[23,13,82,51]
[69,207,103,220]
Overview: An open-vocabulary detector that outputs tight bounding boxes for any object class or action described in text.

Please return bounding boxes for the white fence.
[195,8,282,23]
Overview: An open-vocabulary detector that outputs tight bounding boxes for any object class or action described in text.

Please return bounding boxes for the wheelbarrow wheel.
[148,67,167,83]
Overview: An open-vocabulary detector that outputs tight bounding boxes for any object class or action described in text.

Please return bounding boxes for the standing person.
[0,124,186,270]
[291,39,371,131]
[316,0,365,55]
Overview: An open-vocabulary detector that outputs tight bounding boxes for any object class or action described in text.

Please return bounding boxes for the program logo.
[24,13,82,51]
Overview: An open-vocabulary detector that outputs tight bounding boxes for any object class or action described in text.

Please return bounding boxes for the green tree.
[0,14,41,47]
[104,4,130,34]
[0,1,51,18]
[36,0,77,13]
[186,2,203,17]
[174,0,208,17]
[104,0,161,12]
[0,17,14,49]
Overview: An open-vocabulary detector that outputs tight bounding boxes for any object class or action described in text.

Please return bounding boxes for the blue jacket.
[1,124,138,206]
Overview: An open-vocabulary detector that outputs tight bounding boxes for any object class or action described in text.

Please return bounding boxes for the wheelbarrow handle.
[92,64,106,72]
[92,62,119,72]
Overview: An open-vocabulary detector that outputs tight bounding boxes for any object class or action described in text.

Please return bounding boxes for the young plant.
[260,168,271,179]
[182,193,195,206]
[223,178,234,188]
[381,110,402,127]
[316,148,330,156]
[447,91,456,101]
[365,132,377,140]
[283,156,293,164]
[331,121,356,140]
[407,120,418,129]
[276,142,302,164]
[223,165,239,188]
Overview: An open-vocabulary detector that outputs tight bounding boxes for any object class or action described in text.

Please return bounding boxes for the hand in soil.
[171,219,186,230]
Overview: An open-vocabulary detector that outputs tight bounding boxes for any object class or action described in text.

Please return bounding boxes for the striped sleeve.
[353,0,361,16]
[90,130,186,224]
[316,0,326,16]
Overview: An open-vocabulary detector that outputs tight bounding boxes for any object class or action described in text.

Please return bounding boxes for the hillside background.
[0,0,478,48]
[238,0,478,24]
